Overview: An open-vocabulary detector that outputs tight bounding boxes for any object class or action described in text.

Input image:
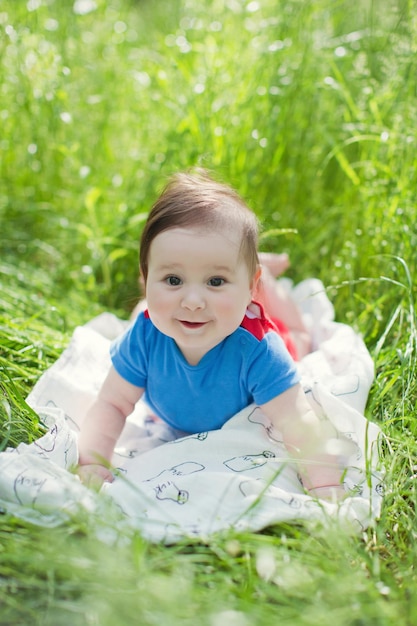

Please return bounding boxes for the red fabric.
[240,301,298,361]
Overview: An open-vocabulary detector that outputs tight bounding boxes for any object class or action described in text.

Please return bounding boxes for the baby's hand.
[308,485,346,501]
[77,463,114,489]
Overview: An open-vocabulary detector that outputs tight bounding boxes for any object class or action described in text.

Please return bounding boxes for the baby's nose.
[181,287,205,310]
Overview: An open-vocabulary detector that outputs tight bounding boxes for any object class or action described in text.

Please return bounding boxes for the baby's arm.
[78,366,144,486]
[260,384,345,500]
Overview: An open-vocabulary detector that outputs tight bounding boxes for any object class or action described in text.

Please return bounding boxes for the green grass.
[1,0,417,623]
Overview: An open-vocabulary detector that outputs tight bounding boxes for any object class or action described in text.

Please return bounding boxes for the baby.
[78,170,344,499]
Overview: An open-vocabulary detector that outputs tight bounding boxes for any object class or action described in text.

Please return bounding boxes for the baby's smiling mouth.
[179,320,207,329]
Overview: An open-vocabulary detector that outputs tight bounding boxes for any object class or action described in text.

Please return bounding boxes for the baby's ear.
[138,270,145,292]
[250,265,262,296]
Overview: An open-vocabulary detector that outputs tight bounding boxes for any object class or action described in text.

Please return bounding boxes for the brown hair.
[139,169,260,283]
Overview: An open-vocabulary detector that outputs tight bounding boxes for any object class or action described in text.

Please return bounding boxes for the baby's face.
[145,227,257,365]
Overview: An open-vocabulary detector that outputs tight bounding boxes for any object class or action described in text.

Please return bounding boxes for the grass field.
[1,0,417,623]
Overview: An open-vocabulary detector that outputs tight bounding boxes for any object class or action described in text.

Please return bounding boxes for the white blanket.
[0,279,384,544]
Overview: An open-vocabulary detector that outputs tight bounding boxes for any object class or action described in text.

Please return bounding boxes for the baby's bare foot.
[259,252,290,277]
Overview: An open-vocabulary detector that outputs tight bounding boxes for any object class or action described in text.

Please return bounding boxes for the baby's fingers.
[77,463,114,489]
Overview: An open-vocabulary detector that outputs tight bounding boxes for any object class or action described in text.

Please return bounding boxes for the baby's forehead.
[152,226,255,277]
[153,225,243,248]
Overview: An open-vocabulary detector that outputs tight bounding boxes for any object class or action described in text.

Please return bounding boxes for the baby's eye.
[166,275,182,286]
[208,277,225,287]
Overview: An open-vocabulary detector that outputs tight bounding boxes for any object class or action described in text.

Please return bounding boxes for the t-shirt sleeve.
[247,332,300,406]
[109,313,148,387]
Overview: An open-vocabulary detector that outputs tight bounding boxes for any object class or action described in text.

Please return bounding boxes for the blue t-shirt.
[110,310,300,434]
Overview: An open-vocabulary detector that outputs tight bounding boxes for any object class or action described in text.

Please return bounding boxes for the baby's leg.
[256,256,311,358]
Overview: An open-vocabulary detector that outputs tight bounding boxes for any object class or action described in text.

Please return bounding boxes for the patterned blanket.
[0,279,384,543]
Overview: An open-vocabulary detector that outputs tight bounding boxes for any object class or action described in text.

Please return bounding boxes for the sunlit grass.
[1,0,417,623]
[2,0,416,309]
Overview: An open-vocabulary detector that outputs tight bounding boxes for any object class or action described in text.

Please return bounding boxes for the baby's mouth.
[179,320,207,329]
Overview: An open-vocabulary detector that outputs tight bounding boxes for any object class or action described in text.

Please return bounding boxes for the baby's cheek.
[218,296,247,320]
[148,287,171,310]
